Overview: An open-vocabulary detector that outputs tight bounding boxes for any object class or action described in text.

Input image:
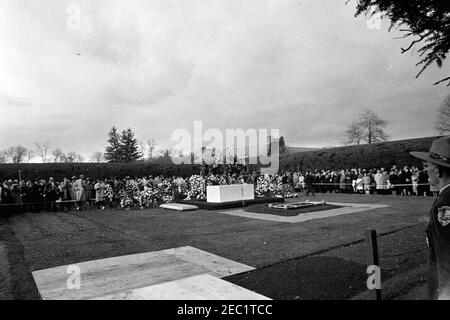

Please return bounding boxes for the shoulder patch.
[438,206,450,227]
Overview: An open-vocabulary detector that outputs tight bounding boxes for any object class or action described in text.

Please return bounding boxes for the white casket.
[206,184,255,203]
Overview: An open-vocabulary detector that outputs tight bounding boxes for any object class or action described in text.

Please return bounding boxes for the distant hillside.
[280,136,444,171]
[286,146,320,153]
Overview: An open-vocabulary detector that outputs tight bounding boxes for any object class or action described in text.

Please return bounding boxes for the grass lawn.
[0,193,434,300]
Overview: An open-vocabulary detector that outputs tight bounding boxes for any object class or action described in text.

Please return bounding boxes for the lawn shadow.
[224,256,367,300]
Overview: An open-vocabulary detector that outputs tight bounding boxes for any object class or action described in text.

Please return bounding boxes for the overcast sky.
[0,0,449,160]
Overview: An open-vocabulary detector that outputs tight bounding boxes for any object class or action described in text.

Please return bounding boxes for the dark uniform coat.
[427,185,450,299]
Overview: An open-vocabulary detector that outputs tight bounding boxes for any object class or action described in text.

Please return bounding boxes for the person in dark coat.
[44,177,59,212]
[18,180,28,213]
[418,168,429,197]
[0,180,13,216]
[410,136,450,299]
[304,171,316,196]
[389,169,399,195]
[31,179,44,213]
[345,170,353,193]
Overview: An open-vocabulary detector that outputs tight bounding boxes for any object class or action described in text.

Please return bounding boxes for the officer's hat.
[410,136,450,168]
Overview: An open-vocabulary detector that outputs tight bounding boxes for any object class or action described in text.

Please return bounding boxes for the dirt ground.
[0,193,434,300]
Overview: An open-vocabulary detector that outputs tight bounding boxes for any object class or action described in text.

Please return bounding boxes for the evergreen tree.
[120,127,142,163]
[435,94,450,134]
[353,0,450,86]
[105,126,123,162]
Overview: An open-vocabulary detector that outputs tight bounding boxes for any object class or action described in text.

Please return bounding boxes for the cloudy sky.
[0,0,449,160]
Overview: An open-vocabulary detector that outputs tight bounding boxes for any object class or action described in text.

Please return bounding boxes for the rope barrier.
[304,182,430,187]
[0,200,84,207]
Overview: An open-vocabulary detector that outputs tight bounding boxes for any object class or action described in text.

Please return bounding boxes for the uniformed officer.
[410,136,450,300]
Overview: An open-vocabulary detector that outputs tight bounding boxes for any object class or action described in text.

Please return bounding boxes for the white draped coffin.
[206,184,255,203]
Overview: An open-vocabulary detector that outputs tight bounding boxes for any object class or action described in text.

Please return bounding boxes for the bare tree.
[345,109,389,145]
[61,151,84,163]
[435,95,450,134]
[139,141,146,160]
[4,145,28,163]
[344,121,364,145]
[76,154,85,163]
[59,153,68,163]
[52,148,65,162]
[141,138,157,161]
[26,150,34,163]
[90,151,105,163]
[35,141,50,163]
[0,151,6,163]
[65,151,78,163]
[360,109,389,143]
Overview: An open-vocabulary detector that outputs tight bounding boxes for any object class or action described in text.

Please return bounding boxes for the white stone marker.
[206,184,255,203]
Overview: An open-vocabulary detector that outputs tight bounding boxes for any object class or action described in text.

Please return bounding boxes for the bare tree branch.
[34,141,50,163]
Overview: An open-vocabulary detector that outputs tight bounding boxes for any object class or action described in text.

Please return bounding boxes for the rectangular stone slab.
[207,184,255,203]
[91,274,270,300]
[159,203,199,211]
[32,246,254,300]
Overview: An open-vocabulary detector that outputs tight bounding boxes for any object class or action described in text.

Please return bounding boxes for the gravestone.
[207,184,254,203]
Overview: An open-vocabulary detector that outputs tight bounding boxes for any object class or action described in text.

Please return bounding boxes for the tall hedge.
[0,136,445,180]
[0,162,200,181]
[279,136,442,171]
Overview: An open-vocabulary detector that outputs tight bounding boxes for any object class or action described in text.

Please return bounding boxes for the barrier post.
[365,228,382,300]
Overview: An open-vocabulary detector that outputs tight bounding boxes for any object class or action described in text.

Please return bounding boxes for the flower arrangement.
[255,175,284,196]
[255,176,269,195]
[100,173,303,210]
[153,177,175,203]
[120,179,140,209]
[161,194,174,203]
[138,186,157,208]
[104,184,116,208]
[120,193,133,209]
[105,184,114,202]
[173,177,188,199]
[185,175,206,200]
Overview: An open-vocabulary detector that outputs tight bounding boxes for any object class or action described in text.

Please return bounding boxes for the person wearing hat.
[411,136,450,300]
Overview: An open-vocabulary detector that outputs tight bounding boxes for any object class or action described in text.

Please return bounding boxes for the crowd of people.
[0,163,434,214]
[277,165,434,197]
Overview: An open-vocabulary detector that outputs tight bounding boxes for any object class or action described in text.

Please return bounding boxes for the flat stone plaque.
[160,203,199,211]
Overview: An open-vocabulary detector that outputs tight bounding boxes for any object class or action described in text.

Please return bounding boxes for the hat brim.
[410,151,450,168]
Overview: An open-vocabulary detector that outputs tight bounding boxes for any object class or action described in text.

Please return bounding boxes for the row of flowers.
[254,175,302,198]
[102,174,300,209]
